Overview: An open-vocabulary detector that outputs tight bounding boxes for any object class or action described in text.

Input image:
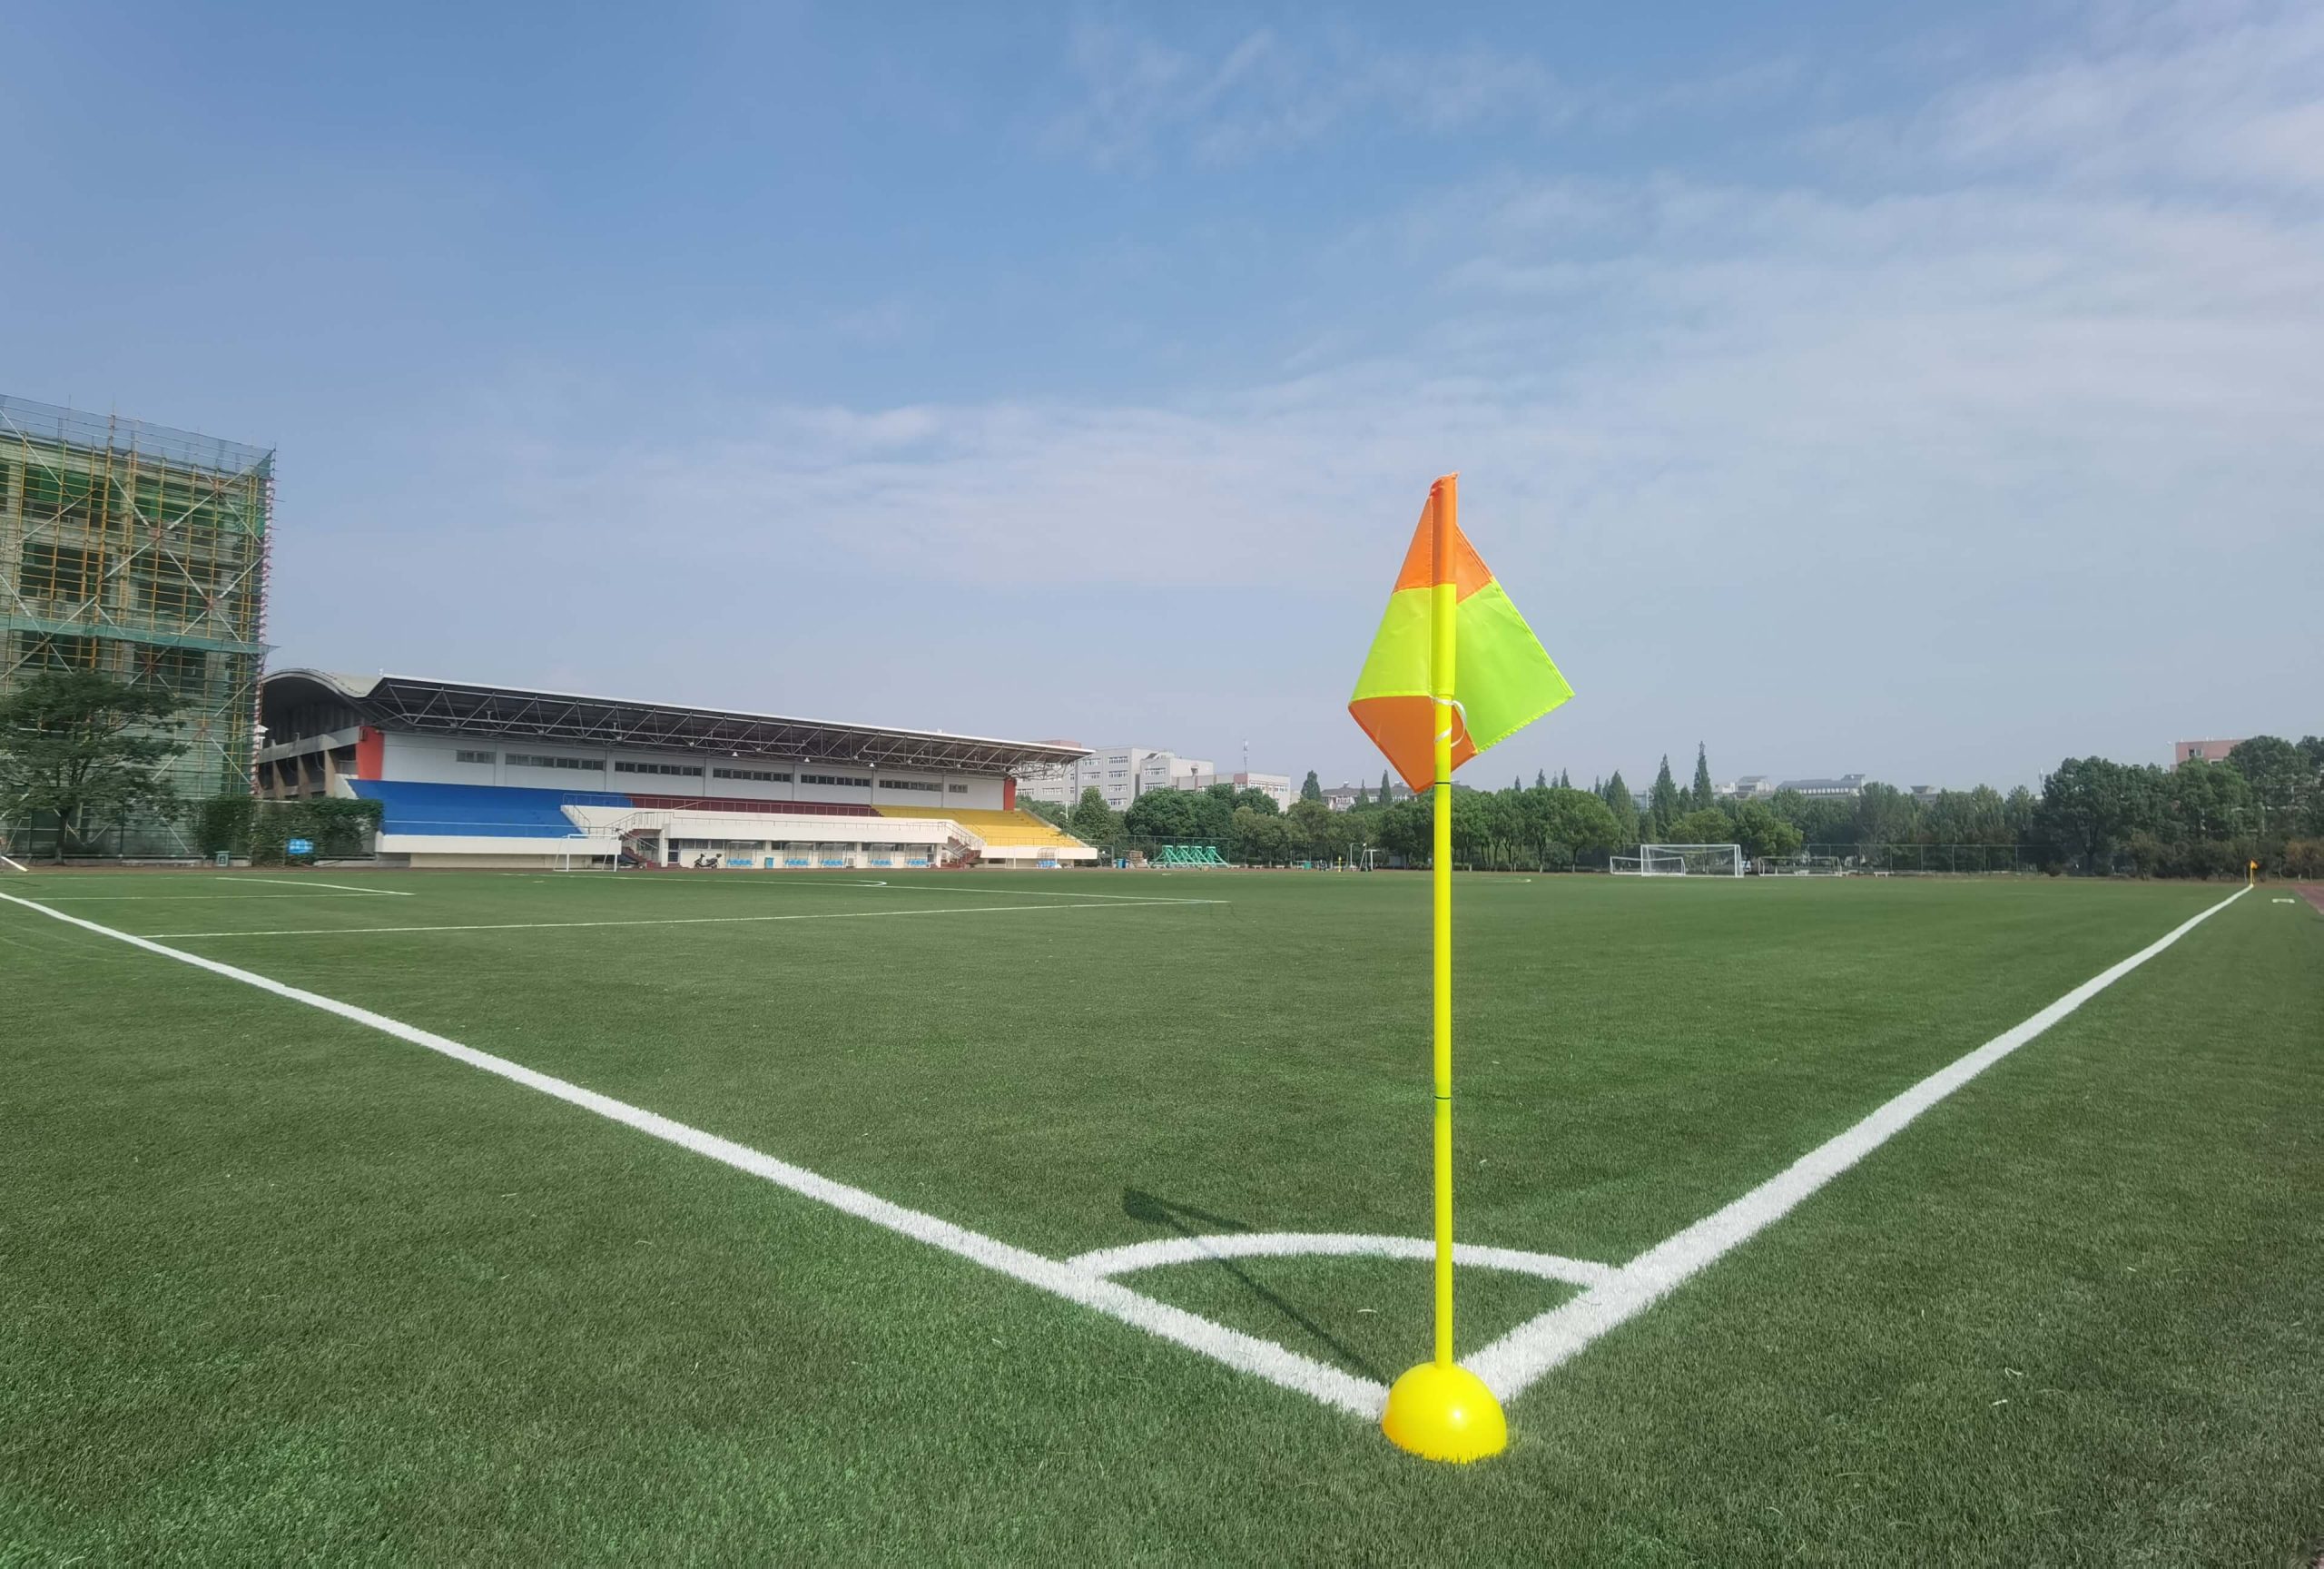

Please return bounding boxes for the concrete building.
[1016,746,1214,812]
[1,394,272,858]
[2173,738,2243,765]
[1323,780,1416,811]
[1778,774,1868,799]
[1178,771,1295,811]
[1717,775,1776,800]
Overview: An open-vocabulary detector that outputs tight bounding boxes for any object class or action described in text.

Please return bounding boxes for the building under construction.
[0,395,272,857]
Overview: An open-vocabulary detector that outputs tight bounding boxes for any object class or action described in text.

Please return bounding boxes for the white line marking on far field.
[220,877,415,896]
[146,899,1224,939]
[0,888,1378,1417]
[1464,884,2251,1401]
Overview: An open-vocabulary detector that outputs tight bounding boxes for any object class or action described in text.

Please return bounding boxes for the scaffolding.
[0,394,272,857]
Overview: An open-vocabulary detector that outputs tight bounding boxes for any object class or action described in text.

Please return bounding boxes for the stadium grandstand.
[254,671,1098,870]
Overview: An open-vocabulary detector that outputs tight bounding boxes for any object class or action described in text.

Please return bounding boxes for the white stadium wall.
[376,733,1006,808]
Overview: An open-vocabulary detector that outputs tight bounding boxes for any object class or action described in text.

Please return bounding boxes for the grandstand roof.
[261,670,1090,775]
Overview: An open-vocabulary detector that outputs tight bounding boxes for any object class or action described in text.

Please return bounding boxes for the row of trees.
[1036,735,2324,877]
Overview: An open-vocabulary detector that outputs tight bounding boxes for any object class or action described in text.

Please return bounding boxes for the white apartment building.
[1179,771,1295,811]
[1017,746,1216,812]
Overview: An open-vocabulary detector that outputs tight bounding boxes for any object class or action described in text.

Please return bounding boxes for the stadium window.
[506,753,603,771]
[881,778,941,792]
[615,760,700,777]
[947,784,968,793]
[455,749,495,765]
[711,766,792,783]
[800,773,869,788]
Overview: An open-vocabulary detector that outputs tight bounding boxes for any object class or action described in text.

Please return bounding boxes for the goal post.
[1610,843,1745,877]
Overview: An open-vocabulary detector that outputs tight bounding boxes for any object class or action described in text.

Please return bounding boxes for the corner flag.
[1346,474,1571,1465]
[1348,478,1571,794]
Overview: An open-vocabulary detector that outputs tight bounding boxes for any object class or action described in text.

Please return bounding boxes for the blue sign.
[285,838,314,856]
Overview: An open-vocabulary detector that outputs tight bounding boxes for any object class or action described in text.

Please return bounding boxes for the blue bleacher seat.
[349,780,628,839]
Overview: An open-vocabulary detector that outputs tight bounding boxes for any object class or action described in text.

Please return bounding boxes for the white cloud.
[306,5,2324,781]
[1037,22,1575,168]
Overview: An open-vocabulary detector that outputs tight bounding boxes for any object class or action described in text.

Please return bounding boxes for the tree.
[1690,744,1715,812]
[1299,770,1323,803]
[0,671,188,861]
[1068,786,1122,847]
[1534,787,1621,855]
[1853,782,1920,852]
[1534,768,1548,790]
[1234,786,1279,817]
[1669,807,1734,845]
[1285,797,1340,863]
[1648,755,1684,840]
[1728,800,1802,860]
[1353,784,1370,808]
[1230,806,1294,866]
[1023,798,1072,830]
[1558,769,1571,790]
[1377,796,1433,862]
[2034,756,2164,872]
[1123,788,1196,842]
[1600,769,1640,844]
[1381,769,1394,806]
[2225,736,2311,824]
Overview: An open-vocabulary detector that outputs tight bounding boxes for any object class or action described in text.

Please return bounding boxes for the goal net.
[1610,843,1744,877]
[1764,854,1844,876]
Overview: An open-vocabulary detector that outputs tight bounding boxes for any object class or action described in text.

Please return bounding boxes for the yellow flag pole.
[1380,473,1508,1463]
[1429,479,1459,1369]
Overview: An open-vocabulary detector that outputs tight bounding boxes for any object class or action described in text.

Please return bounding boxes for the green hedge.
[194,795,384,864]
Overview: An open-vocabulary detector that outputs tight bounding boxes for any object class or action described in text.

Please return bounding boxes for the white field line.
[0,853,25,872]
[1463,884,2251,1401]
[18,894,400,904]
[599,876,1220,905]
[219,877,416,896]
[146,899,1226,940]
[1068,1232,1614,1288]
[0,888,1383,1417]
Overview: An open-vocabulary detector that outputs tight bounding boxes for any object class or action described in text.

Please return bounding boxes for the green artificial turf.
[2,867,2317,1563]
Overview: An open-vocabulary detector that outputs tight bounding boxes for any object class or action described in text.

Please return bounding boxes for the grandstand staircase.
[617,825,665,869]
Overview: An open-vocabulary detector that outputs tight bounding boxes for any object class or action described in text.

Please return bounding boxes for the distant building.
[1017,745,1213,812]
[2173,738,2242,765]
[1324,780,1416,811]
[1180,770,1294,811]
[1777,774,1867,799]
[1717,775,1776,800]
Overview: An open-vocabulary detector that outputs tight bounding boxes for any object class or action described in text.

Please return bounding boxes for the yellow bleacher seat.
[875,805,1086,848]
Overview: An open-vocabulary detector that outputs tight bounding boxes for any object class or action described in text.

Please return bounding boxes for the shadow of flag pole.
[1348,473,1575,1463]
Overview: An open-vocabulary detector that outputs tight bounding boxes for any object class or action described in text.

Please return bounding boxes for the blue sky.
[6,1,2317,790]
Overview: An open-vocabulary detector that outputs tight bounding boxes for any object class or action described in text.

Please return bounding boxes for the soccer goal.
[1610,843,1745,877]
[1764,854,1845,877]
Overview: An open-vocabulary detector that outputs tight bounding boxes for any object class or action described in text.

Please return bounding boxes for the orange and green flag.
[1348,475,1572,791]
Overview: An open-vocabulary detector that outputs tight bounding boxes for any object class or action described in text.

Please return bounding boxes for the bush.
[194,794,384,864]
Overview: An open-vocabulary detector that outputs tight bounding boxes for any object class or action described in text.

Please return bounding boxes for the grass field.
[4,866,2319,1564]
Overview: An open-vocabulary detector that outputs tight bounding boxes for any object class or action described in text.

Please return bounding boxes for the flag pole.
[1429,476,1459,1370]
[1379,473,1508,1463]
